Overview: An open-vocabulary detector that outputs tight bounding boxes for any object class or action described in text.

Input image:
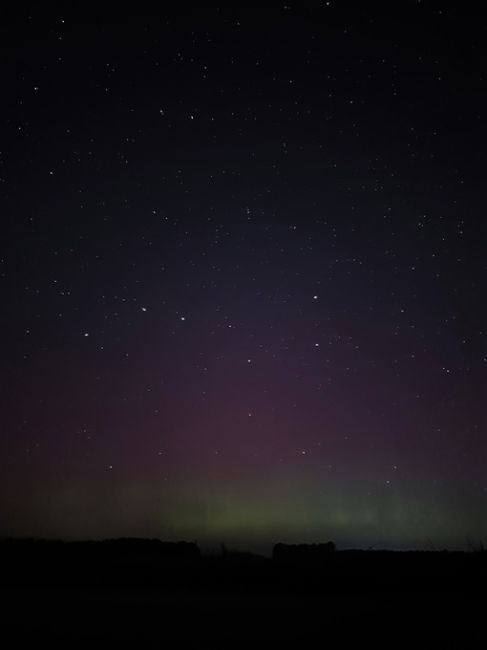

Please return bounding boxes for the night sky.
[1,5,485,552]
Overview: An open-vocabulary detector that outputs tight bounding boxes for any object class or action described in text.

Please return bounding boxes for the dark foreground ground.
[0,539,485,646]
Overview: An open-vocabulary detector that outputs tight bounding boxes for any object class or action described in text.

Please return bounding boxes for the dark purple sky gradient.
[0,6,485,551]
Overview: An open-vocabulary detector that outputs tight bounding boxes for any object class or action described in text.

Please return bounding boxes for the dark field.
[0,539,485,645]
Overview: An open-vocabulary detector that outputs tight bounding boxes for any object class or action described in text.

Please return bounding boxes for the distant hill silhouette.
[273,542,336,563]
[0,536,200,560]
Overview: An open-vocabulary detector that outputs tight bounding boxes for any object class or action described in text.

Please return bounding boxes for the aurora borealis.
[1,6,485,553]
